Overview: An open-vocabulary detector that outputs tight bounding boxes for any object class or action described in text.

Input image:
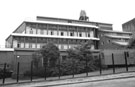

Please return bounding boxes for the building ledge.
[25,20,99,29]
[112,41,129,46]
[99,29,132,34]
[14,48,100,52]
[11,33,100,40]
[105,34,131,39]
[0,48,14,51]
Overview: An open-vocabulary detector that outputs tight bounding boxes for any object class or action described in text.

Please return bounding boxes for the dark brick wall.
[0,51,14,70]
[98,31,126,50]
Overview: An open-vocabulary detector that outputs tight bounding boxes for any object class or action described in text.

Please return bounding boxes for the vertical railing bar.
[112,53,115,74]
[99,54,102,75]
[30,61,33,81]
[17,62,20,83]
[2,63,6,84]
[124,52,128,72]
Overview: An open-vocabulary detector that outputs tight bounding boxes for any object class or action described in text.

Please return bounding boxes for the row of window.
[25,27,94,37]
[13,42,94,50]
[13,41,95,50]
[13,38,91,44]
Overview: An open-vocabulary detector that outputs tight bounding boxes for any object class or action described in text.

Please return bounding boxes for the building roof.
[37,16,113,26]
[122,18,135,25]
[11,33,100,40]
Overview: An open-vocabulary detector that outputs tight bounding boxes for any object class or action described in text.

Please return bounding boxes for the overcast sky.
[0,0,135,47]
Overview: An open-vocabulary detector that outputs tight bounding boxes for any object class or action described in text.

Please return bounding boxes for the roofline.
[37,16,113,26]
[13,22,25,33]
[122,18,135,25]
[6,22,25,41]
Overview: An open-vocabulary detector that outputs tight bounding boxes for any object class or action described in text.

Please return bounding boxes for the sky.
[0,0,135,47]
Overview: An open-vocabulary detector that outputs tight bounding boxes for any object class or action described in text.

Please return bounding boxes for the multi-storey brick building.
[1,12,133,74]
[5,15,132,61]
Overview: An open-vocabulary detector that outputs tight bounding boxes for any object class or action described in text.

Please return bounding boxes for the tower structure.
[79,10,89,21]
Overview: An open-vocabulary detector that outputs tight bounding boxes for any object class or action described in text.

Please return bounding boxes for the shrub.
[0,68,13,79]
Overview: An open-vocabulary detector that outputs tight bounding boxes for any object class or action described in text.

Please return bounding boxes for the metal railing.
[0,51,135,85]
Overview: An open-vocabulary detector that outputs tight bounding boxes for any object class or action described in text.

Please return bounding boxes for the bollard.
[2,63,7,84]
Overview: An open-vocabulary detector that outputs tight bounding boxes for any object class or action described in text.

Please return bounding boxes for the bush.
[0,68,13,79]
[24,66,59,77]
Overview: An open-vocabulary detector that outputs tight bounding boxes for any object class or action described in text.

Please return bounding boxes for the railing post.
[86,56,88,76]
[17,62,20,83]
[99,54,102,75]
[72,57,74,78]
[124,52,128,72]
[112,53,115,74]
[30,61,33,81]
[58,58,61,79]
[2,63,7,84]
[44,63,47,80]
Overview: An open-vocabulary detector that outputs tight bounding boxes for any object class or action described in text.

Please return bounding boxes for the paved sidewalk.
[1,72,135,87]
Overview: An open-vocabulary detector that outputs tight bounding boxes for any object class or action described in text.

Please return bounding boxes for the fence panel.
[1,50,135,85]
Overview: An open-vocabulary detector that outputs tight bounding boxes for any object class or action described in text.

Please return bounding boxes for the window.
[70,32,74,36]
[37,29,41,34]
[61,45,64,49]
[101,42,104,45]
[88,33,90,37]
[79,33,82,37]
[51,31,53,35]
[108,40,111,43]
[17,43,20,48]
[29,43,32,48]
[37,44,40,48]
[32,43,36,48]
[25,43,29,48]
[62,56,67,60]
[40,29,44,35]
[30,29,33,34]
[68,20,72,23]
[20,43,24,48]
[61,32,64,36]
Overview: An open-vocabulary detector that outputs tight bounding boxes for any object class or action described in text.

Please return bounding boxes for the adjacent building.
[122,18,135,33]
[98,29,132,49]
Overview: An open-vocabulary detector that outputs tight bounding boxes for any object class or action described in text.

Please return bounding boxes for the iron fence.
[0,51,135,85]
